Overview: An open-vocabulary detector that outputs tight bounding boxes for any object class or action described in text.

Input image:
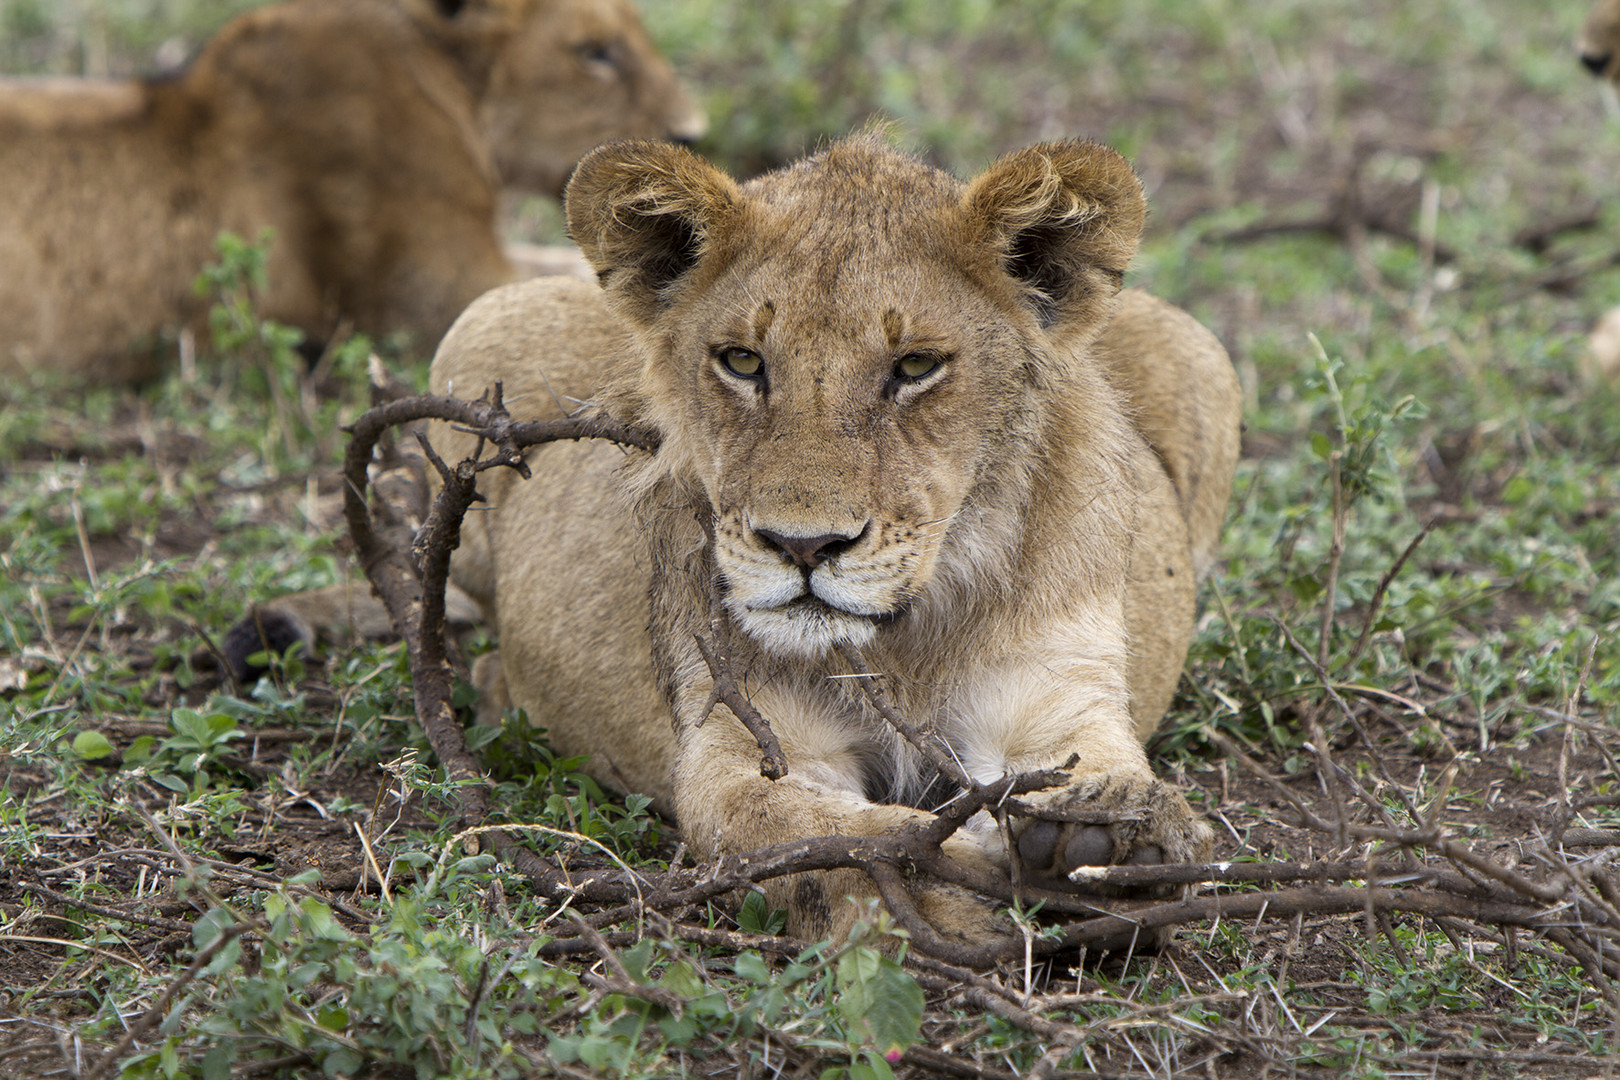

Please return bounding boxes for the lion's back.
[0,82,216,382]
[431,276,625,416]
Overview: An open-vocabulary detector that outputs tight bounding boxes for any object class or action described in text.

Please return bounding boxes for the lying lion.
[408,135,1243,944]
[0,0,704,383]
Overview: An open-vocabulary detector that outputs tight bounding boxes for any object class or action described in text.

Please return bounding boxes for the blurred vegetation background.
[5,1,1620,1073]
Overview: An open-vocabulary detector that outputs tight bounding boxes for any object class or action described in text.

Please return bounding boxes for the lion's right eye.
[577,41,618,69]
[717,347,764,380]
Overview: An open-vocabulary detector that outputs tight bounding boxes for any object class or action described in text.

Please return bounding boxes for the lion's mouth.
[747,593,903,625]
[717,549,912,654]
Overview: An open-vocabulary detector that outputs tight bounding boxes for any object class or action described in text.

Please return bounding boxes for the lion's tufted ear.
[401,0,518,33]
[566,140,743,326]
[398,0,522,91]
[963,140,1146,332]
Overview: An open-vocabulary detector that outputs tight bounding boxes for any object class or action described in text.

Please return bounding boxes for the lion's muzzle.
[718,516,917,655]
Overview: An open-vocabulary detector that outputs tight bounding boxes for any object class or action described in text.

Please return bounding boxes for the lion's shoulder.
[433,276,625,417]
[1095,288,1240,568]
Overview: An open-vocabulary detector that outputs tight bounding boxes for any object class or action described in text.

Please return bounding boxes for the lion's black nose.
[1583,51,1612,76]
[756,524,868,569]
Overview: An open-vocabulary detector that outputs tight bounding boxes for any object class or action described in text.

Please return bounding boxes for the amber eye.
[718,347,764,380]
[894,353,943,381]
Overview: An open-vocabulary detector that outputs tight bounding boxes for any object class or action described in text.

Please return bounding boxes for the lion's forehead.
[743,138,965,208]
[541,0,646,46]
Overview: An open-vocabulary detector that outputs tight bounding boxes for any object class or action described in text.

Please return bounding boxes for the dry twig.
[335,386,1620,992]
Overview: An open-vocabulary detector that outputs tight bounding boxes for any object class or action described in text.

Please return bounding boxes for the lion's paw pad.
[1012,776,1209,891]
[1124,844,1163,865]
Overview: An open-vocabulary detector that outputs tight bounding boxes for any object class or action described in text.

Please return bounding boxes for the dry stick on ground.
[836,642,975,791]
[81,921,249,1080]
[345,388,1620,982]
[1215,155,1459,265]
[1211,713,1620,1003]
[15,881,196,935]
[1343,518,1435,668]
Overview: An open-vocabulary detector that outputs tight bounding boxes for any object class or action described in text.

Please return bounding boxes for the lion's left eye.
[894,353,944,381]
[718,347,764,380]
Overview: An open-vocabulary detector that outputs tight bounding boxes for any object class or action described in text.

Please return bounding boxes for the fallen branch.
[339,386,1617,984]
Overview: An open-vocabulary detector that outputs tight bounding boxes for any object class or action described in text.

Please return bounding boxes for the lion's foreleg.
[671,683,998,941]
[944,639,1213,885]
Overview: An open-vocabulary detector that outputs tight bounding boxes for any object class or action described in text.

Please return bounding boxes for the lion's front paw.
[1013,774,1212,893]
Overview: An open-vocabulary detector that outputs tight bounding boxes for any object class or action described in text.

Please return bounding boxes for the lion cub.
[427,135,1241,944]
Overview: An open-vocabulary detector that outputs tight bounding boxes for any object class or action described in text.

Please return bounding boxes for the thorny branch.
[695,573,788,780]
[341,387,1620,991]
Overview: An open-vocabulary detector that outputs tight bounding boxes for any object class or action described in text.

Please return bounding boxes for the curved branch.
[341,385,1606,975]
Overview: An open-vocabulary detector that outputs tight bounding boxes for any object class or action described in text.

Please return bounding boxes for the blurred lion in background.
[0,0,704,384]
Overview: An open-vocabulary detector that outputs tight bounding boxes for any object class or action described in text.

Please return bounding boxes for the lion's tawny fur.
[427,137,1241,944]
[1581,0,1620,83]
[1576,1,1620,384]
[0,0,703,383]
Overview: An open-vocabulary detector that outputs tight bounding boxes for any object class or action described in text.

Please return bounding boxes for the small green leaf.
[322,1048,363,1077]
[465,724,503,751]
[204,713,242,742]
[170,707,211,742]
[291,961,326,988]
[734,951,773,985]
[737,890,788,935]
[449,854,498,876]
[201,1043,234,1080]
[1288,574,1323,603]
[160,1038,181,1079]
[836,947,923,1059]
[619,938,655,982]
[193,908,235,951]
[70,731,115,760]
[1500,475,1533,505]
[660,958,702,998]
[300,899,351,942]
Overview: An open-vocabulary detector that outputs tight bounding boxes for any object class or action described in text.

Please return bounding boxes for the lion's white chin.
[729,597,879,658]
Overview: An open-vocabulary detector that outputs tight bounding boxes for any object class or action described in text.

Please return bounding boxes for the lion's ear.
[963,140,1146,331]
[566,140,742,326]
[399,0,518,88]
